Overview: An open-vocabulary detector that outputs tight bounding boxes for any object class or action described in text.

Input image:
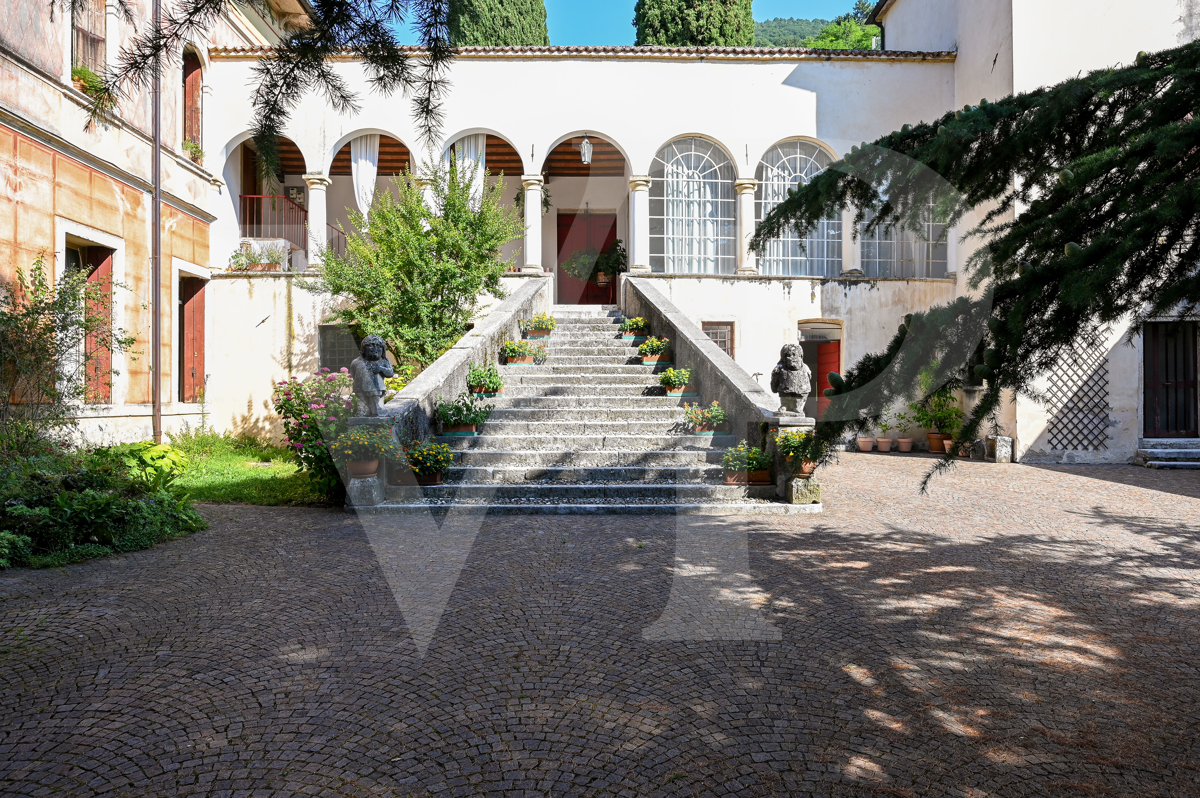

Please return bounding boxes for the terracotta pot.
[665,384,693,396]
[243,262,282,272]
[442,423,476,436]
[622,333,648,341]
[927,433,949,452]
[786,456,818,478]
[525,329,551,338]
[386,461,410,485]
[469,385,503,396]
[724,469,771,485]
[856,437,875,453]
[596,273,612,286]
[897,438,914,453]
[876,437,894,452]
[693,423,715,435]
[415,472,443,486]
[72,78,86,93]
[507,355,535,364]
[943,440,969,457]
[347,459,379,478]
[641,354,670,364]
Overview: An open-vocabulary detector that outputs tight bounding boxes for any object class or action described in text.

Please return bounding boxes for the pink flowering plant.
[272,368,354,499]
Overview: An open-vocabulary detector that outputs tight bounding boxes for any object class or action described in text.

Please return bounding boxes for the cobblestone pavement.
[1,455,1199,797]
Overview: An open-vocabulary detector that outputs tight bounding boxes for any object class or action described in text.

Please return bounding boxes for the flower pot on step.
[876,437,894,453]
[347,459,380,478]
[415,472,443,486]
[725,469,771,485]
[927,433,949,453]
[856,436,875,453]
[665,384,695,397]
[469,385,503,397]
[897,437,914,453]
[442,424,477,437]
[622,334,648,342]
[525,329,551,338]
[507,356,535,365]
[693,423,715,436]
[641,354,670,364]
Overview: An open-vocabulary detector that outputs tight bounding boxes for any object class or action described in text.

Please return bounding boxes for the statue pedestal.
[345,417,399,508]
[772,415,815,501]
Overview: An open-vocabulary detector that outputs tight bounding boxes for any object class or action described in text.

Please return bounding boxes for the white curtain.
[653,138,735,274]
[351,134,380,213]
[447,133,487,207]
[755,141,841,277]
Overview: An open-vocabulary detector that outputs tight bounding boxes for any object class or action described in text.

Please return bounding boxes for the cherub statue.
[770,343,812,416]
[349,335,395,417]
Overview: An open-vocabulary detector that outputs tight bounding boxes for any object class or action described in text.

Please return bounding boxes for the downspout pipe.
[151,0,162,443]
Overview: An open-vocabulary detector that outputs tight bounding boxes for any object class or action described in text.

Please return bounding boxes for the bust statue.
[770,343,812,416]
[349,335,395,417]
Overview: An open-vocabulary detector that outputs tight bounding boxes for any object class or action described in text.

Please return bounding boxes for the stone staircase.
[1134,439,1200,469]
[379,305,807,514]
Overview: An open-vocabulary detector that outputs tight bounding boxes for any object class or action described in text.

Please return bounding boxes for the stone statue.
[349,335,395,417]
[770,343,812,416]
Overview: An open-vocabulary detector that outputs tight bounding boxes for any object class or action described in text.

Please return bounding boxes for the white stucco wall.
[876,0,961,52]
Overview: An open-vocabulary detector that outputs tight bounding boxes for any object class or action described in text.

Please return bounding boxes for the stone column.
[521,175,545,274]
[628,176,652,274]
[735,178,758,275]
[303,174,331,266]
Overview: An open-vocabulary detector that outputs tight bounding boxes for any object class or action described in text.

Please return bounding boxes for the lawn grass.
[171,427,328,506]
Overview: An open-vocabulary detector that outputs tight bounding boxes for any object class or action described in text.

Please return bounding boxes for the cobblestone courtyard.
[1,456,1198,797]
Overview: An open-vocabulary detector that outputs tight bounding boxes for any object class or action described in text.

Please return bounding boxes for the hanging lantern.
[580,134,593,165]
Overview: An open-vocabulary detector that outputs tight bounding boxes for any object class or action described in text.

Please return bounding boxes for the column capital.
[629,175,652,192]
[734,178,757,195]
[521,174,545,190]
[303,173,331,190]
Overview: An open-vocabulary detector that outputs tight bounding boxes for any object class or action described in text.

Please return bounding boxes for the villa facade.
[0,0,1194,462]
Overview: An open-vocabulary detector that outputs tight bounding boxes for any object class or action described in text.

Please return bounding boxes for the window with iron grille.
[860,206,949,278]
[649,138,737,275]
[319,325,358,373]
[73,0,106,75]
[703,322,734,359]
[755,141,843,277]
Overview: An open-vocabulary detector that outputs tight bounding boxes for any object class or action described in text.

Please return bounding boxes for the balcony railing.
[239,195,308,254]
[327,224,347,260]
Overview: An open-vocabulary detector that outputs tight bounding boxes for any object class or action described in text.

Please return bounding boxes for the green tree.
[449,0,550,46]
[752,42,1200,483]
[834,0,875,24]
[634,0,755,47]
[803,18,880,49]
[754,17,830,47]
[312,160,524,368]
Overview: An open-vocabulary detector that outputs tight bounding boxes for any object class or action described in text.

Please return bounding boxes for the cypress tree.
[449,0,550,46]
[751,42,1200,484]
[634,0,755,47]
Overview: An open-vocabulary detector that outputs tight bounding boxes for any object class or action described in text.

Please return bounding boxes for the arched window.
[649,137,736,274]
[182,50,202,150]
[860,207,948,278]
[755,140,842,277]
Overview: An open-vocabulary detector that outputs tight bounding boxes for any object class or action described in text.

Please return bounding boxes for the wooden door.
[179,277,206,403]
[556,213,617,304]
[816,342,840,421]
[1144,321,1198,438]
[84,247,113,404]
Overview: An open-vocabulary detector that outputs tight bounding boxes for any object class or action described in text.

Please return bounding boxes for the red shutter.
[84,248,114,404]
[816,342,840,421]
[179,277,206,403]
[183,52,202,148]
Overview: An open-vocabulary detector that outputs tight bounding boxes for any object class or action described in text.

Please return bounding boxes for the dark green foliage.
[754,17,828,47]
[449,0,549,46]
[753,41,1200,486]
[834,0,875,24]
[634,0,754,47]
[0,451,206,568]
[803,19,880,50]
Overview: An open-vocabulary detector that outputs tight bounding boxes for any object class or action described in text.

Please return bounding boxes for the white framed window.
[860,207,949,278]
[649,137,736,274]
[755,140,842,277]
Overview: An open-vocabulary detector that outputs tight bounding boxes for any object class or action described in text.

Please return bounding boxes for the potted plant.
[722,440,772,485]
[659,367,694,397]
[561,246,600,282]
[638,336,671,364]
[910,384,965,453]
[70,64,116,113]
[683,401,727,435]
[594,240,627,286]
[520,312,556,338]
[774,428,820,478]
[405,439,454,486]
[894,412,915,453]
[620,317,649,341]
[856,433,875,453]
[875,411,896,453]
[467,362,503,397]
[435,391,493,436]
[182,139,204,166]
[329,425,403,479]
[501,340,545,365]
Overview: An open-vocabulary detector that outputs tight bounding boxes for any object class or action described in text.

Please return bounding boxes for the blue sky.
[395,2,860,46]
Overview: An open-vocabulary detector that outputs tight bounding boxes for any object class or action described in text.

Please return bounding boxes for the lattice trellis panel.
[1045,342,1111,451]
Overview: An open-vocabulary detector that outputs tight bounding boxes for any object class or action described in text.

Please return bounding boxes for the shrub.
[466,362,503,393]
[520,312,557,333]
[435,392,493,428]
[100,441,188,492]
[0,531,32,569]
[722,440,771,473]
[659,367,692,389]
[560,246,600,280]
[406,440,453,476]
[909,385,965,436]
[182,139,204,161]
[328,426,404,463]
[683,401,727,428]
[638,336,670,357]
[272,369,354,500]
[620,317,649,334]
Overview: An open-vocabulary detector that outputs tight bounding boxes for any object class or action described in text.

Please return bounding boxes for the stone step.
[365,501,819,516]
[541,319,622,328]
[451,450,721,467]
[445,466,723,483]
[1145,461,1200,469]
[437,433,733,451]
[503,374,663,386]
[489,406,686,421]
[488,395,687,409]
[499,364,669,375]
[497,385,680,398]
[1138,439,1200,449]
[477,420,691,436]
[513,355,644,366]
[385,482,776,502]
[549,346,642,355]
[542,330,637,339]
[1136,448,1200,461]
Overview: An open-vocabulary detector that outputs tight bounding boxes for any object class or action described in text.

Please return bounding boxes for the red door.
[84,248,113,404]
[816,342,841,420]
[179,277,206,403]
[556,213,617,304]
